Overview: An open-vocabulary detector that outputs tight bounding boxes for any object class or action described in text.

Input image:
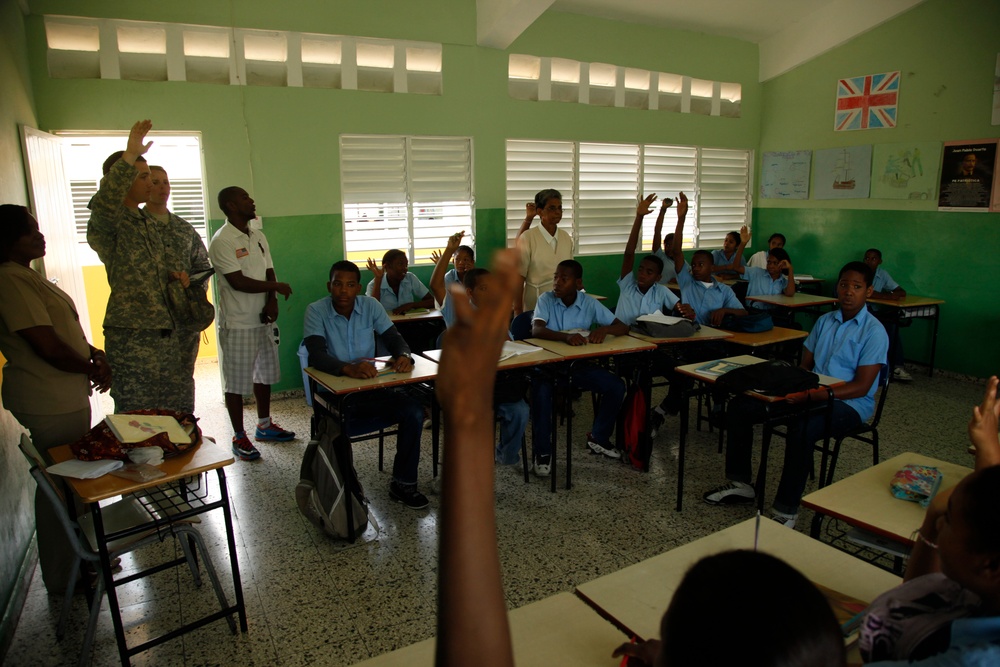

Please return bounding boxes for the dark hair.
[557,259,583,280]
[149,165,167,174]
[329,260,361,282]
[839,261,874,287]
[960,465,1000,553]
[692,249,714,264]
[0,204,33,262]
[456,245,475,261]
[725,231,740,244]
[217,186,244,215]
[102,150,146,176]
[865,248,883,260]
[641,254,664,274]
[463,267,490,290]
[534,189,562,210]
[382,249,406,265]
[768,232,786,245]
[768,248,791,264]
[660,551,845,667]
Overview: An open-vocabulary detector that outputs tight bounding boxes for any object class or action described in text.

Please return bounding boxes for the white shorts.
[219,326,280,395]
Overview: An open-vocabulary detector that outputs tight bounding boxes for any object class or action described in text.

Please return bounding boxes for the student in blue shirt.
[650,198,680,286]
[365,248,434,315]
[530,260,629,473]
[303,260,428,509]
[710,230,746,278]
[430,232,475,328]
[616,194,685,326]
[726,226,797,326]
[864,248,911,383]
[703,261,888,527]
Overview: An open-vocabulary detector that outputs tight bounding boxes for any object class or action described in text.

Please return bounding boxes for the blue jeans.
[495,400,530,465]
[322,389,424,486]
[724,396,862,514]
[531,364,626,459]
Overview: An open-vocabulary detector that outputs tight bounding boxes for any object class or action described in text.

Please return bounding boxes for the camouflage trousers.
[104,327,200,413]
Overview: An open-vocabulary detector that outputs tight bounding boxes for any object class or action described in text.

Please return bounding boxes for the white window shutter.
[505,139,574,245]
[408,136,473,263]
[576,142,639,255]
[697,148,750,247]
[641,145,698,249]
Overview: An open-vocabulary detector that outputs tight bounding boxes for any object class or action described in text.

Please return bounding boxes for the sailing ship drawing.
[832,148,856,190]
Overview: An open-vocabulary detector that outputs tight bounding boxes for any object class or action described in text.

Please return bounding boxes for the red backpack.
[622,383,651,471]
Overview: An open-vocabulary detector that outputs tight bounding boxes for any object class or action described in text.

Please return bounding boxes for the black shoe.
[389,481,429,510]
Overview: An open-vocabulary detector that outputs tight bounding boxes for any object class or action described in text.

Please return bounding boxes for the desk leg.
[810,513,824,539]
[928,307,939,377]
[755,424,772,513]
[432,394,440,478]
[676,396,689,511]
[91,504,130,666]
[217,469,248,633]
[550,387,558,494]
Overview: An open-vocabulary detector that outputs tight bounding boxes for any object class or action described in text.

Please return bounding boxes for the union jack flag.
[835,71,899,131]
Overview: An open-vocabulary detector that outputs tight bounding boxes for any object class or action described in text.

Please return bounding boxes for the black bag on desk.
[296,414,374,540]
[714,360,819,397]
[630,319,698,339]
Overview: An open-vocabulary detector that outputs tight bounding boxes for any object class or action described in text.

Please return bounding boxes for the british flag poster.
[835,71,899,131]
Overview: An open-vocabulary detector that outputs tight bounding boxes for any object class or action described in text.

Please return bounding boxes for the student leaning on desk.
[858,376,1000,667]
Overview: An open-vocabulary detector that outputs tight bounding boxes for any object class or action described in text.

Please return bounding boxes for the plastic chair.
[19,435,234,666]
[814,369,891,487]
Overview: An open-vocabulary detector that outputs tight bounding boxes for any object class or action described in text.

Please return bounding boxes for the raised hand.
[524,202,537,220]
[676,191,689,219]
[969,375,1000,467]
[636,193,658,217]
[431,249,442,265]
[125,120,153,160]
[366,257,384,281]
[739,224,750,245]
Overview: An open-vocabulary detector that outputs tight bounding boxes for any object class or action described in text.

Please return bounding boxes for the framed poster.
[937,140,998,211]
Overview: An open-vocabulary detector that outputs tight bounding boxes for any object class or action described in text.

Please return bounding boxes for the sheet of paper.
[637,312,685,326]
[46,458,124,479]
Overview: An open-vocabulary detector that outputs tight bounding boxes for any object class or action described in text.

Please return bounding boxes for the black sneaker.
[389,481,429,510]
[702,481,755,505]
[649,406,666,439]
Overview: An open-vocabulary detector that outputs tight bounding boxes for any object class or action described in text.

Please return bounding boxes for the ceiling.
[477,0,928,81]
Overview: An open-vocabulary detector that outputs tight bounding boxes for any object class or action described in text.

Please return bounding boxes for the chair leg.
[58,557,84,640]
[78,567,106,667]
[177,527,237,634]
[177,530,204,587]
[521,435,529,483]
[823,437,845,488]
[872,431,880,466]
[378,430,384,472]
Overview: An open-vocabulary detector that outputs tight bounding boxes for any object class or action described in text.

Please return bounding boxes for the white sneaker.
[586,437,621,460]
[770,509,798,528]
[702,481,755,505]
[649,406,667,439]
[893,367,913,382]
[533,456,551,477]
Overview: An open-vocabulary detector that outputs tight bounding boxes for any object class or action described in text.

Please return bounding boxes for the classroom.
[1,0,998,664]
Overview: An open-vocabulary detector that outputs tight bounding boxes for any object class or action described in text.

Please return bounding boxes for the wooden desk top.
[867,295,945,308]
[526,335,656,360]
[726,326,808,348]
[666,277,738,289]
[746,293,838,308]
[420,342,564,370]
[575,518,900,643]
[50,438,234,504]
[628,324,732,345]
[584,292,607,301]
[389,308,444,323]
[801,452,972,545]
[305,355,439,395]
[350,592,625,666]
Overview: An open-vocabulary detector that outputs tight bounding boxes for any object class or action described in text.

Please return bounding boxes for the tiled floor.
[6,359,984,666]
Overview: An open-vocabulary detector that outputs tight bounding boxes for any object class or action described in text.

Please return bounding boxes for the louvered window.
[505,139,750,253]
[341,135,474,265]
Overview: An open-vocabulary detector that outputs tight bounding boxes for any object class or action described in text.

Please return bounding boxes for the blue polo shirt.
[872,267,900,294]
[711,248,746,276]
[365,272,430,312]
[303,295,393,362]
[615,273,679,326]
[804,305,888,422]
[745,266,789,311]
[652,249,679,285]
[439,268,461,327]
[866,615,1000,667]
[676,263,744,325]
[533,290,616,332]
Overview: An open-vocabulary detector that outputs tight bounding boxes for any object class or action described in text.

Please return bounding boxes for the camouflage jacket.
[87,159,210,330]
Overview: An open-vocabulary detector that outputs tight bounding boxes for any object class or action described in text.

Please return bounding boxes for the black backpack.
[713,360,820,397]
[296,414,375,540]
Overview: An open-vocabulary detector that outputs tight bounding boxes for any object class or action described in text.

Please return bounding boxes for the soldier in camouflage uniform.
[86,120,205,413]
[143,165,212,411]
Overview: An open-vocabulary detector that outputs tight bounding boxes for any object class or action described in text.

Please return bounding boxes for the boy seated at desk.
[303,260,428,510]
[530,260,629,471]
[365,248,434,315]
[864,247,911,383]
[432,237,529,467]
[747,232,786,269]
[702,260,888,527]
[726,225,797,326]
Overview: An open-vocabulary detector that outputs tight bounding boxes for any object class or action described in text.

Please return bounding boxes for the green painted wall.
[25,2,761,390]
[753,0,1000,377]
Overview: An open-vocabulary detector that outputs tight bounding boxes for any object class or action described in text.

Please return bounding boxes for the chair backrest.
[510,310,534,341]
[869,366,891,427]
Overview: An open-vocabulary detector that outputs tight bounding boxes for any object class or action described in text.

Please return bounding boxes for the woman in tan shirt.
[514,189,574,314]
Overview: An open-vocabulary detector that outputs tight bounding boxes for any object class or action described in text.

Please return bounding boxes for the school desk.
[527,335,657,491]
[350,592,625,666]
[388,308,445,353]
[574,517,901,651]
[50,439,247,665]
[388,308,444,323]
[627,323,733,346]
[673,355,843,511]
[724,325,808,361]
[746,292,838,309]
[866,295,945,377]
[801,451,972,548]
[305,356,440,540]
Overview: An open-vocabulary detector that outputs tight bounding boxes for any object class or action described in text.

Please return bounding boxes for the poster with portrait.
[937,140,998,211]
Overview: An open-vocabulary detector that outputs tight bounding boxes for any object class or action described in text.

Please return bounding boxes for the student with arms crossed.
[702,261,888,527]
[303,260,428,509]
[860,375,1000,666]
[530,260,629,471]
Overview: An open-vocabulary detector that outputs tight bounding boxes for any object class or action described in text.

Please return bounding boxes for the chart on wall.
[759,151,811,199]
[870,142,941,201]
[937,139,998,211]
[812,146,872,199]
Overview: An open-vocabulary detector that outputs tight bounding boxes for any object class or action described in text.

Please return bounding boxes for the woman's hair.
[0,204,33,263]
[659,550,845,667]
[534,189,562,210]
